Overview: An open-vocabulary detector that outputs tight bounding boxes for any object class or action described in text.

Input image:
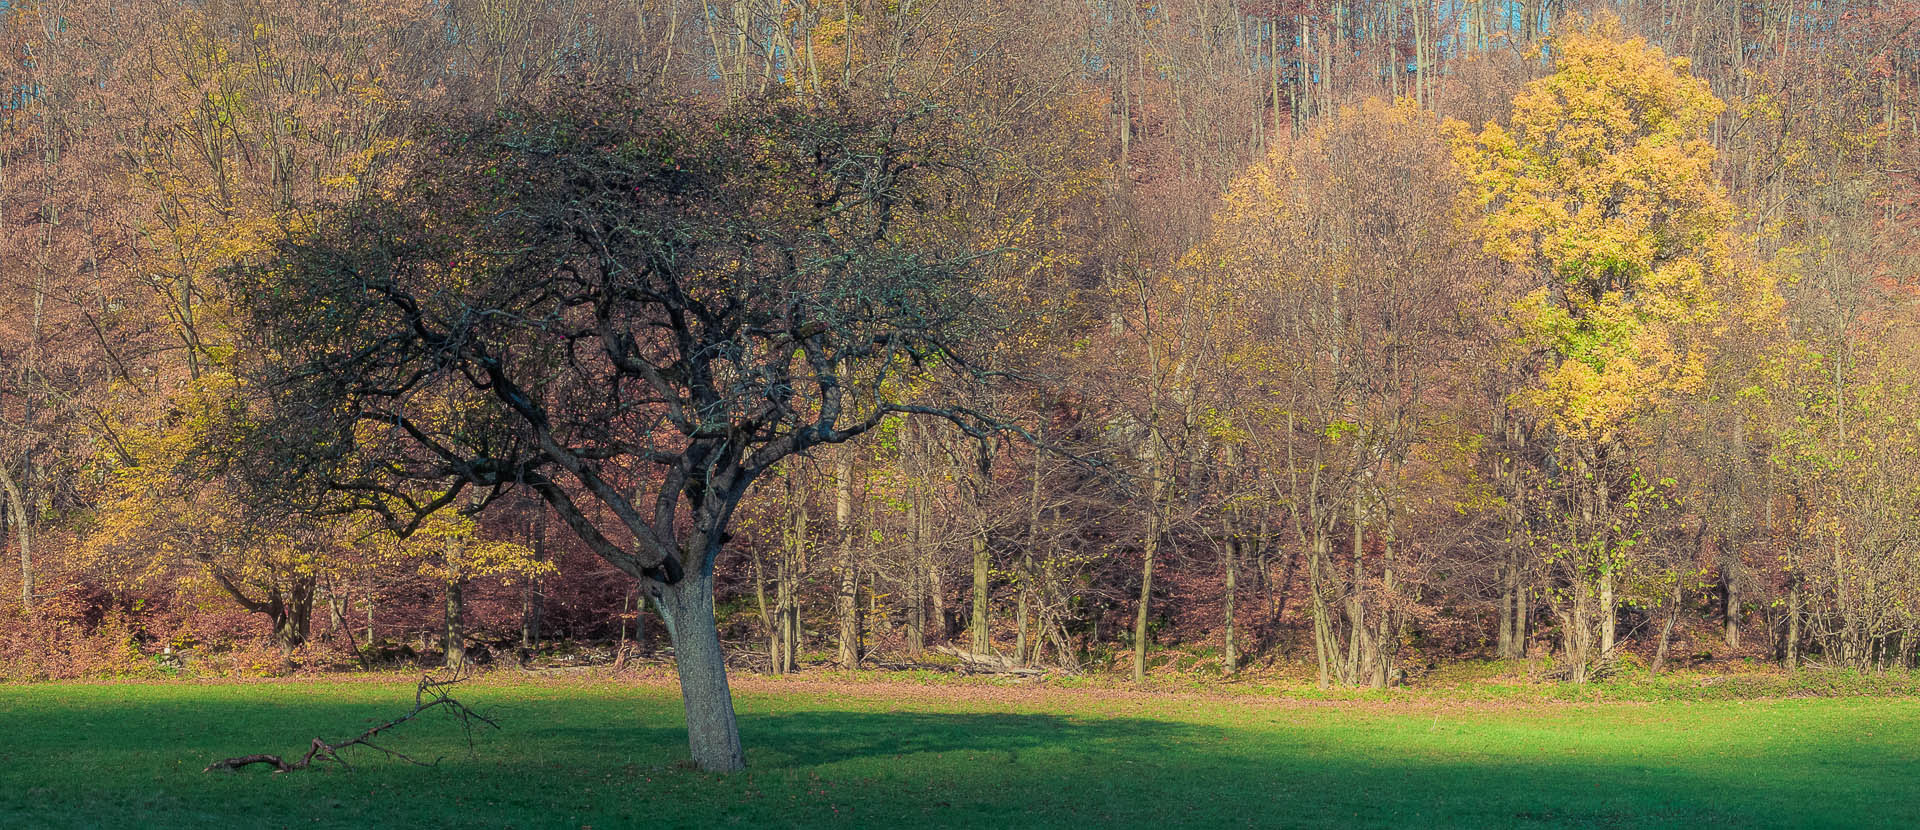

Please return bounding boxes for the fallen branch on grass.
[203,672,498,774]
[931,644,1047,677]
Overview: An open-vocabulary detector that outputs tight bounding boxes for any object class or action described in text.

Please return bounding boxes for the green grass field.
[2,675,1915,828]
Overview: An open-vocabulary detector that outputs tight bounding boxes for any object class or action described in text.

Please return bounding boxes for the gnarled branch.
[203,673,498,774]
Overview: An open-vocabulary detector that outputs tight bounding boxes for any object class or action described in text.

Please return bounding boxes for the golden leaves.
[1463,26,1729,290]
[379,510,553,586]
[1457,22,1765,445]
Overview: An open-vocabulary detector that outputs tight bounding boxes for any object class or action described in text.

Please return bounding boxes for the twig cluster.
[203,672,498,774]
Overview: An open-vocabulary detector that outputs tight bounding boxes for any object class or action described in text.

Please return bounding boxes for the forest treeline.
[2,0,1918,704]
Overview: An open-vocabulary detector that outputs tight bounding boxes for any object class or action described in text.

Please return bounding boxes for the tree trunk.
[761,491,806,675]
[969,440,994,655]
[926,552,948,641]
[653,569,745,773]
[615,590,635,671]
[0,464,31,611]
[1223,534,1239,674]
[1561,601,1591,684]
[1723,563,1742,650]
[908,464,931,656]
[1513,572,1530,657]
[751,551,779,673]
[970,538,991,654]
[1132,434,1163,684]
[1652,583,1683,673]
[1132,528,1157,683]
[1018,427,1044,667]
[1347,497,1377,686]
[1372,532,1400,689]
[444,579,467,669]
[1497,554,1518,658]
[326,587,348,642]
[777,559,798,673]
[834,458,861,667]
[1132,319,1168,684]
[271,579,315,654]
[13,492,28,612]
[522,508,547,657]
[906,565,927,657]
[1785,573,1802,669]
[780,501,805,673]
[1308,529,1335,688]
[521,580,542,654]
[1599,569,1616,656]
[1014,581,1030,668]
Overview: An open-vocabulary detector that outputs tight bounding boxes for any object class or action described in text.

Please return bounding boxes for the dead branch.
[930,644,1048,677]
[204,672,498,774]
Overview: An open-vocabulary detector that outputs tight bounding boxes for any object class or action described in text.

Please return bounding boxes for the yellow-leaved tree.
[372,508,551,668]
[86,373,338,653]
[1453,18,1779,680]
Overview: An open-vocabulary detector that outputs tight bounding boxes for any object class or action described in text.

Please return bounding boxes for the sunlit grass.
[1,676,1913,828]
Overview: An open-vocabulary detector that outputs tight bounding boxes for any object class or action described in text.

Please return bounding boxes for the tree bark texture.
[654,569,745,773]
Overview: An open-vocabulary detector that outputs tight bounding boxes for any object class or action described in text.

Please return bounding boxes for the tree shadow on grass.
[744,709,1206,767]
[732,708,1920,829]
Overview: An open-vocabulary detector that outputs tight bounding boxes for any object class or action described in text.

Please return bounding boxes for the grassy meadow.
[1,674,1915,829]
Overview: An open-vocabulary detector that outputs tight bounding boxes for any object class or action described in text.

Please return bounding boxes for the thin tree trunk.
[1223,533,1239,674]
[910,465,931,656]
[520,580,541,662]
[1346,495,1377,685]
[970,541,990,653]
[444,579,467,669]
[1132,426,1164,683]
[782,499,806,672]
[1786,572,1802,669]
[1373,530,1398,689]
[1014,585,1030,668]
[1652,583,1683,673]
[13,491,29,612]
[1599,569,1616,656]
[1513,571,1530,657]
[834,457,861,667]
[1724,561,1742,650]
[777,559,798,673]
[326,586,348,643]
[1498,554,1517,658]
[970,441,993,654]
[1018,429,1045,666]
[906,566,926,657]
[1132,513,1159,683]
[908,480,931,656]
[616,589,634,671]
[926,547,947,642]
[751,550,778,672]
[522,508,547,657]
[1595,452,1617,658]
[1309,531,1334,688]
[0,464,31,611]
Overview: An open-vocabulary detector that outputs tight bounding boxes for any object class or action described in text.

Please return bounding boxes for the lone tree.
[232,84,1004,772]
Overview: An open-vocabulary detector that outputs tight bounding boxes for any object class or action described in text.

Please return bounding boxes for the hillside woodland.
[4,0,1920,767]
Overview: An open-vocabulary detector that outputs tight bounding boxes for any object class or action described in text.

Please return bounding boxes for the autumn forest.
[4,0,1920,778]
